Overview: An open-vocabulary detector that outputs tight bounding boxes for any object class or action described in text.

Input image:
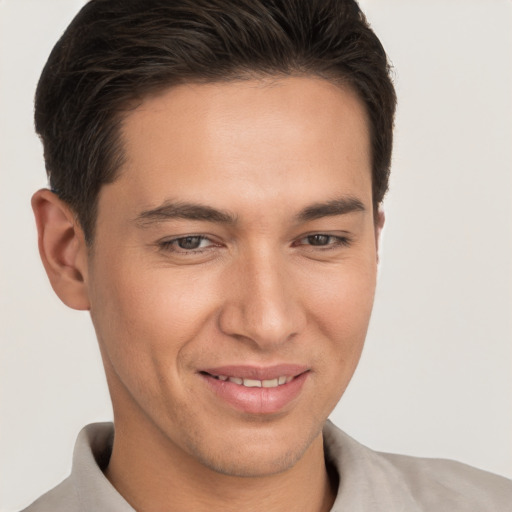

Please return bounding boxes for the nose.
[218,248,306,350]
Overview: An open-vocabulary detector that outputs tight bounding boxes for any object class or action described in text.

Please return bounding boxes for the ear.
[374,206,385,263]
[32,189,90,310]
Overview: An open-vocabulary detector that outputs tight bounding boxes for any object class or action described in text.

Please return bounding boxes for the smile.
[206,374,294,388]
[199,365,310,414]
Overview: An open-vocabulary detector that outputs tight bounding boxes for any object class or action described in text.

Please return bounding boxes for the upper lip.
[200,364,309,380]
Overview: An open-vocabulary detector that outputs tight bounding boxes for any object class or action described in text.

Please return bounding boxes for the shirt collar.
[324,420,420,511]
[70,423,134,511]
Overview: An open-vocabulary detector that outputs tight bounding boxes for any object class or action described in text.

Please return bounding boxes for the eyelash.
[157,233,352,255]
[158,235,215,254]
[294,234,352,250]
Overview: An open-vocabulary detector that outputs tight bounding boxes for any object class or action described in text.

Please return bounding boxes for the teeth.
[243,378,262,387]
[215,375,293,387]
[262,378,278,388]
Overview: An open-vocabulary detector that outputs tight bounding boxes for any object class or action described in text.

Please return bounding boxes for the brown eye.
[307,234,331,246]
[177,236,203,249]
[159,235,214,253]
[295,234,352,250]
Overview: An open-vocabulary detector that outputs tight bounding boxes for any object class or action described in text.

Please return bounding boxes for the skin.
[33,76,384,512]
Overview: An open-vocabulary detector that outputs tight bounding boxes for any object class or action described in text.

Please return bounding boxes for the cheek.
[302,258,377,396]
[87,257,221,385]
[306,260,377,335]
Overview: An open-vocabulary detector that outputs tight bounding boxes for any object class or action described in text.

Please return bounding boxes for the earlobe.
[32,189,91,311]
[375,207,385,263]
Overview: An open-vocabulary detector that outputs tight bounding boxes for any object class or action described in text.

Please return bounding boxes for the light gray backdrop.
[1,1,511,510]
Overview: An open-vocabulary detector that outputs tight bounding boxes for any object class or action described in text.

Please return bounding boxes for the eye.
[175,236,208,250]
[296,234,351,248]
[159,235,215,253]
[304,234,332,246]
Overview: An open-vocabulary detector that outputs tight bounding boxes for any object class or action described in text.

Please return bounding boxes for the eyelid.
[157,234,219,254]
[155,231,352,256]
[294,232,352,248]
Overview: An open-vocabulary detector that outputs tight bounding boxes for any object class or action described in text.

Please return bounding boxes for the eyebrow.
[135,201,237,226]
[296,196,366,222]
[135,195,366,228]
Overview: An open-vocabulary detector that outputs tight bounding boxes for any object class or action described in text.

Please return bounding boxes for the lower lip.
[201,372,309,415]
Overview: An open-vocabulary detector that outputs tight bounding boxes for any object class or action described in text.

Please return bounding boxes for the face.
[86,76,380,477]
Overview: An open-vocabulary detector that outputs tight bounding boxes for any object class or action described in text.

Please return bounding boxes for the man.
[20,0,512,511]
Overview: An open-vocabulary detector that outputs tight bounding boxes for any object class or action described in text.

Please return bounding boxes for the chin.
[179,416,326,478]
[190,440,308,478]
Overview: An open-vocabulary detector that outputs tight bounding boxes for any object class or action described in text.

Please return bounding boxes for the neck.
[105,416,336,512]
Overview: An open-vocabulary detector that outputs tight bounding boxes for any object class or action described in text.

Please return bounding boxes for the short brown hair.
[35,0,396,243]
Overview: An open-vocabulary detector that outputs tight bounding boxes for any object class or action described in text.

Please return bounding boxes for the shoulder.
[19,423,133,512]
[324,421,512,512]
[380,450,512,511]
[20,477,79,512]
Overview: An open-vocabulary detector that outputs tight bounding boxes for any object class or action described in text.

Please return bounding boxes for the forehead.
[107,76,372,219]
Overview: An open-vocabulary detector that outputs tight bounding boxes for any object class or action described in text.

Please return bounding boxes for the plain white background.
[1,1,511,510]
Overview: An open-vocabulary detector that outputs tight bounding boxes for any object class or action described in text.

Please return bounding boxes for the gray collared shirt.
[21,421,512,511]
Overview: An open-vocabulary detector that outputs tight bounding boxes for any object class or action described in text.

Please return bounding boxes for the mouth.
[201,372,295,388]
[199,365,310,414]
